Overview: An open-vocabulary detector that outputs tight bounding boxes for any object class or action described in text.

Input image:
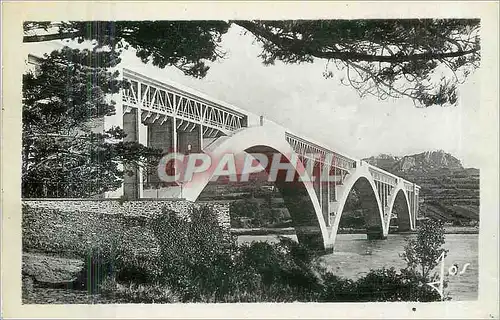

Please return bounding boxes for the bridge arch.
[327,164,386,249]
[180,125,329,250]
[385,185,413,232]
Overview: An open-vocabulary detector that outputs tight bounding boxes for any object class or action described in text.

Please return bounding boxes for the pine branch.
[233,20,478,64]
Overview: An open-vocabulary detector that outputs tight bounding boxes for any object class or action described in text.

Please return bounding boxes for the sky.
[23,24,483,168]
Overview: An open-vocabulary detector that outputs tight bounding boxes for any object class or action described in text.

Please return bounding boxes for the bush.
[354,268,406,302]
[114,249,163,284]
[318,273,357,302]
[352,268,441,302]
[236,238,320,290]
[149,206,238,301]
[96,206,449,303]
[317,267,443,302]
[145,205,326,302]
[228,236,329,302]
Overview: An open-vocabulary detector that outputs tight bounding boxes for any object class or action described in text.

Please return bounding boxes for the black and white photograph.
[2,2,499,319]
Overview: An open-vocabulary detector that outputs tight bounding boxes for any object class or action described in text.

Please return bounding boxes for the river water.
[237,233,478,301]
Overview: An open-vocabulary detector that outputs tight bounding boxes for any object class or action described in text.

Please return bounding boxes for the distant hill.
[364,150,463,173]
[363,150,479,225]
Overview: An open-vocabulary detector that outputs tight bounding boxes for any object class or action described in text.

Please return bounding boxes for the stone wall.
[22,198,231,256]
[22,198,230,227]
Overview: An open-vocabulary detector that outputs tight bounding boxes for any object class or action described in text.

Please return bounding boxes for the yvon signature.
[427,252,472,300]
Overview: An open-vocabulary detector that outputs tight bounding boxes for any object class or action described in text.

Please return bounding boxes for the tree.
[22,47,162,197]
[24,19,480,107]
[150,206,237,301]
[230,198,260,219]
[234,19,480,107]
[23,21,230,78]
[402,218,449,280]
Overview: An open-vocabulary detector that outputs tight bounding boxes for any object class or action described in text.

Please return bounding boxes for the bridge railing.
[368,166,398,186]
[284,132,357,172]
[404,181,420,193]
[365,162,420,190]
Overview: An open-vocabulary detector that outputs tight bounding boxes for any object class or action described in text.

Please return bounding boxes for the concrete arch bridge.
[106,68,421,251]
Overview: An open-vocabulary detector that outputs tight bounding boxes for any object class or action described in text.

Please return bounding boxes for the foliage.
[24,20,479,107]
[230,197,288,228]
[25,204,448,303]
[22,47,162,197]
[351,267,441,302]
[402,218,449,280]
[149,206,237,301]
[132,205,323,302]
[23,21,229,78]
[230,198,261,219]
[235,19,480,107]
[319,272,357,302]
[91,205,446,303]
[116,205,444,302]
[234,237,323,300]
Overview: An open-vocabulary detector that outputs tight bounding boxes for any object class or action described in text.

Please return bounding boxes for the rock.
[22,252,84,285]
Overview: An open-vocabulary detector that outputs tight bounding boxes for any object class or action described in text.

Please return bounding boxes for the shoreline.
[231,226,479,236]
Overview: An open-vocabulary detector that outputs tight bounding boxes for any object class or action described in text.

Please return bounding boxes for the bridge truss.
[121,68,248,137]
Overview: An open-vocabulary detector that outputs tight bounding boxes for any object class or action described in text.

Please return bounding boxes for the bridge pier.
[295,228,326,253]
[178,126,202,154]
[366,226,387,240]
[123,109,140,199]
[120,109,210,199]
[145,117,174,189]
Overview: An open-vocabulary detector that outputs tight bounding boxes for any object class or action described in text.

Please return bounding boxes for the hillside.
[363,150,479,225]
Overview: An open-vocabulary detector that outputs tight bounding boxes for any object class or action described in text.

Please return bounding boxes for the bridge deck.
[119,67,419,190]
